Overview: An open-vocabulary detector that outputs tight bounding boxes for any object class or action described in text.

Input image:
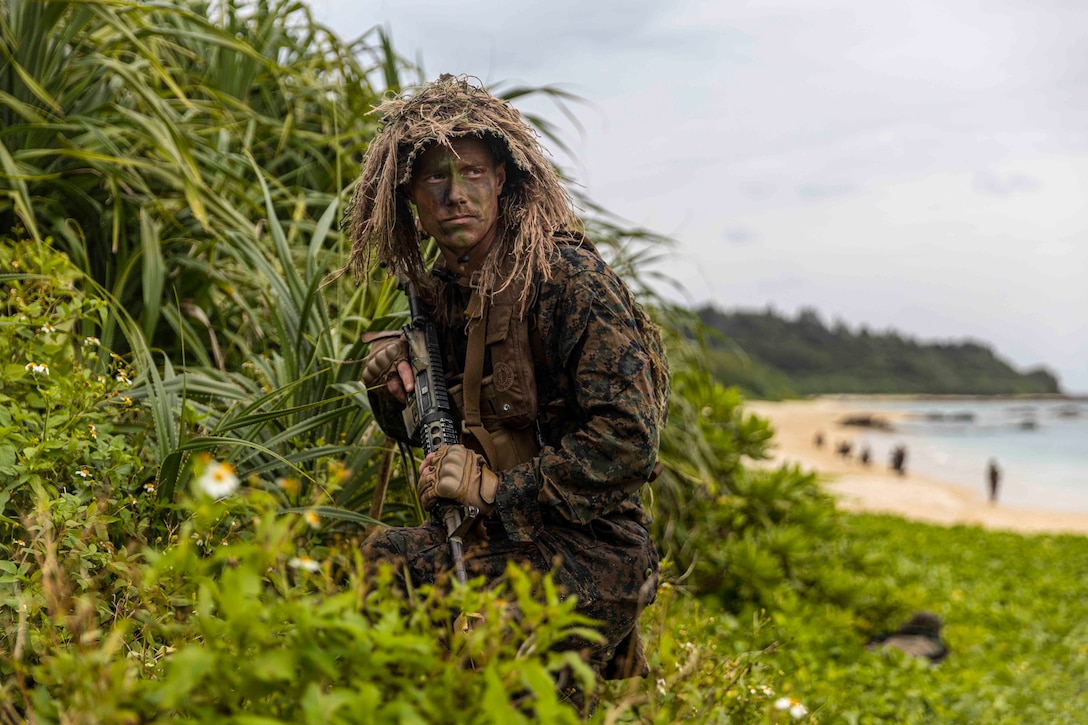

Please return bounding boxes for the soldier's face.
[408,137,506,258]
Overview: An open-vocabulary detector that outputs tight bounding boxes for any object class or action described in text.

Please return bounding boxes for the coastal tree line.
[699,305,1061,399]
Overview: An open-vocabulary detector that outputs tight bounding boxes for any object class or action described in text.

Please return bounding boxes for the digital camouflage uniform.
[364,239,660,678]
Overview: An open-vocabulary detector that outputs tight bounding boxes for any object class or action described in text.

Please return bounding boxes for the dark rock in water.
[866,611,948,664]
[839,414,894,431]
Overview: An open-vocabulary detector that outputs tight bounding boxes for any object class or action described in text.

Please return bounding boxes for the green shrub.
[0,238,157,541]
[3,475,599,723]
[652,367,905,633]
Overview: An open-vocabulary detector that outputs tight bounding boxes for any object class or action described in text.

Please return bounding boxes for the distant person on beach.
[890,445,907,476]
[859,446,872,466]
[837,440,853,459]
[988,458,1001,503]
[814,432,825,448]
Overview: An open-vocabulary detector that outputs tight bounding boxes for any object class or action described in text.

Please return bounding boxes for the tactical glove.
[417,444,498,516]
[361,330,410,393]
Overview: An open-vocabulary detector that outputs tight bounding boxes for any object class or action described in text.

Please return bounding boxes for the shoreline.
[746,398,1088,536]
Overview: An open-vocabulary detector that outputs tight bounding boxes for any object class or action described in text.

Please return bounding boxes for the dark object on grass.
[867,611,948,663]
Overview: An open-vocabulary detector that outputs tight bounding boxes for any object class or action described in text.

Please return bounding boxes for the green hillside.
[699,306,1061,398]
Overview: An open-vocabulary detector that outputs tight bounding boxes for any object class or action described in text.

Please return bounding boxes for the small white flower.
[83,336,100,346]
[75,468,92,479]
[775,697,808,719]
[288,556,321,573]
[196,461,239,498]
[656,678,666,696]
[303,510,320,529]
[40,324,55,334]
[143,482,156,494]
[116,372,131,385]
[24,362,49,376]
[88,424,98,439]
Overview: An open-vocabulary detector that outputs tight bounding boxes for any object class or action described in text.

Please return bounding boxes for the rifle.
[399,279,478,586]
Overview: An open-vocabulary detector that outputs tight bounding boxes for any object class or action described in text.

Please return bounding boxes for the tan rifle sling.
[459,289,503,469]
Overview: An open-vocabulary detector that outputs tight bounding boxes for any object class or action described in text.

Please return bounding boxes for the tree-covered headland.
[3,2,1086,722]
[699,306,1061,399]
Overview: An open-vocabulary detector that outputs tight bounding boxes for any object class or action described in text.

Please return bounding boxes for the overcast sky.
[312,0,1088,393]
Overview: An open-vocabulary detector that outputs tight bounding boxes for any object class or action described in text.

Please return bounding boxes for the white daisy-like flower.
[196,461,239,499]
[288,556,321,573]
[75,468,92,479]
[303,510,320,529]
[88,424,98,439]
[83,336,100,346]
[24,362,49,376]
[775,697,808,719]
[40,324,55,334]
[116,372,131,385]
[144,483,156,494]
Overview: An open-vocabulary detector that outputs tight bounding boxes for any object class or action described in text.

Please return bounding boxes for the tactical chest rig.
[445,269,543,474]
[439,233,667,483]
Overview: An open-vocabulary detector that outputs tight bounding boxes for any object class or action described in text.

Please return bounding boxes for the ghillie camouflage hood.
[345,74,578,312]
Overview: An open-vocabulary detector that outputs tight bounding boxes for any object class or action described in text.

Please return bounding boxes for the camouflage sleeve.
[492,251,659,542]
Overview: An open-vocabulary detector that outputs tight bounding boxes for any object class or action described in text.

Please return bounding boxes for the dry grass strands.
[345,74,578,314]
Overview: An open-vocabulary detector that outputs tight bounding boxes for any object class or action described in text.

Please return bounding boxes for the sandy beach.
[746,398,1088,536]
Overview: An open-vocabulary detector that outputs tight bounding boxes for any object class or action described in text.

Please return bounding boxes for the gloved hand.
[417,444,498,516]
[361,330,412,402]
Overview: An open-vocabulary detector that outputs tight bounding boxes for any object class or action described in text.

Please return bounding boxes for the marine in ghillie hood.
[345,73,577,314]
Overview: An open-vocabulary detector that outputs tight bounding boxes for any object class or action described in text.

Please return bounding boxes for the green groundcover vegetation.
[3,2,1085,722]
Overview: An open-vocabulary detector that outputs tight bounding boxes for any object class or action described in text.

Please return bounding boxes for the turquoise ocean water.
[838,398,1088,514]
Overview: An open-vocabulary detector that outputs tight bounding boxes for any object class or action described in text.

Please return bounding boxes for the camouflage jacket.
[370,239,660,544]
